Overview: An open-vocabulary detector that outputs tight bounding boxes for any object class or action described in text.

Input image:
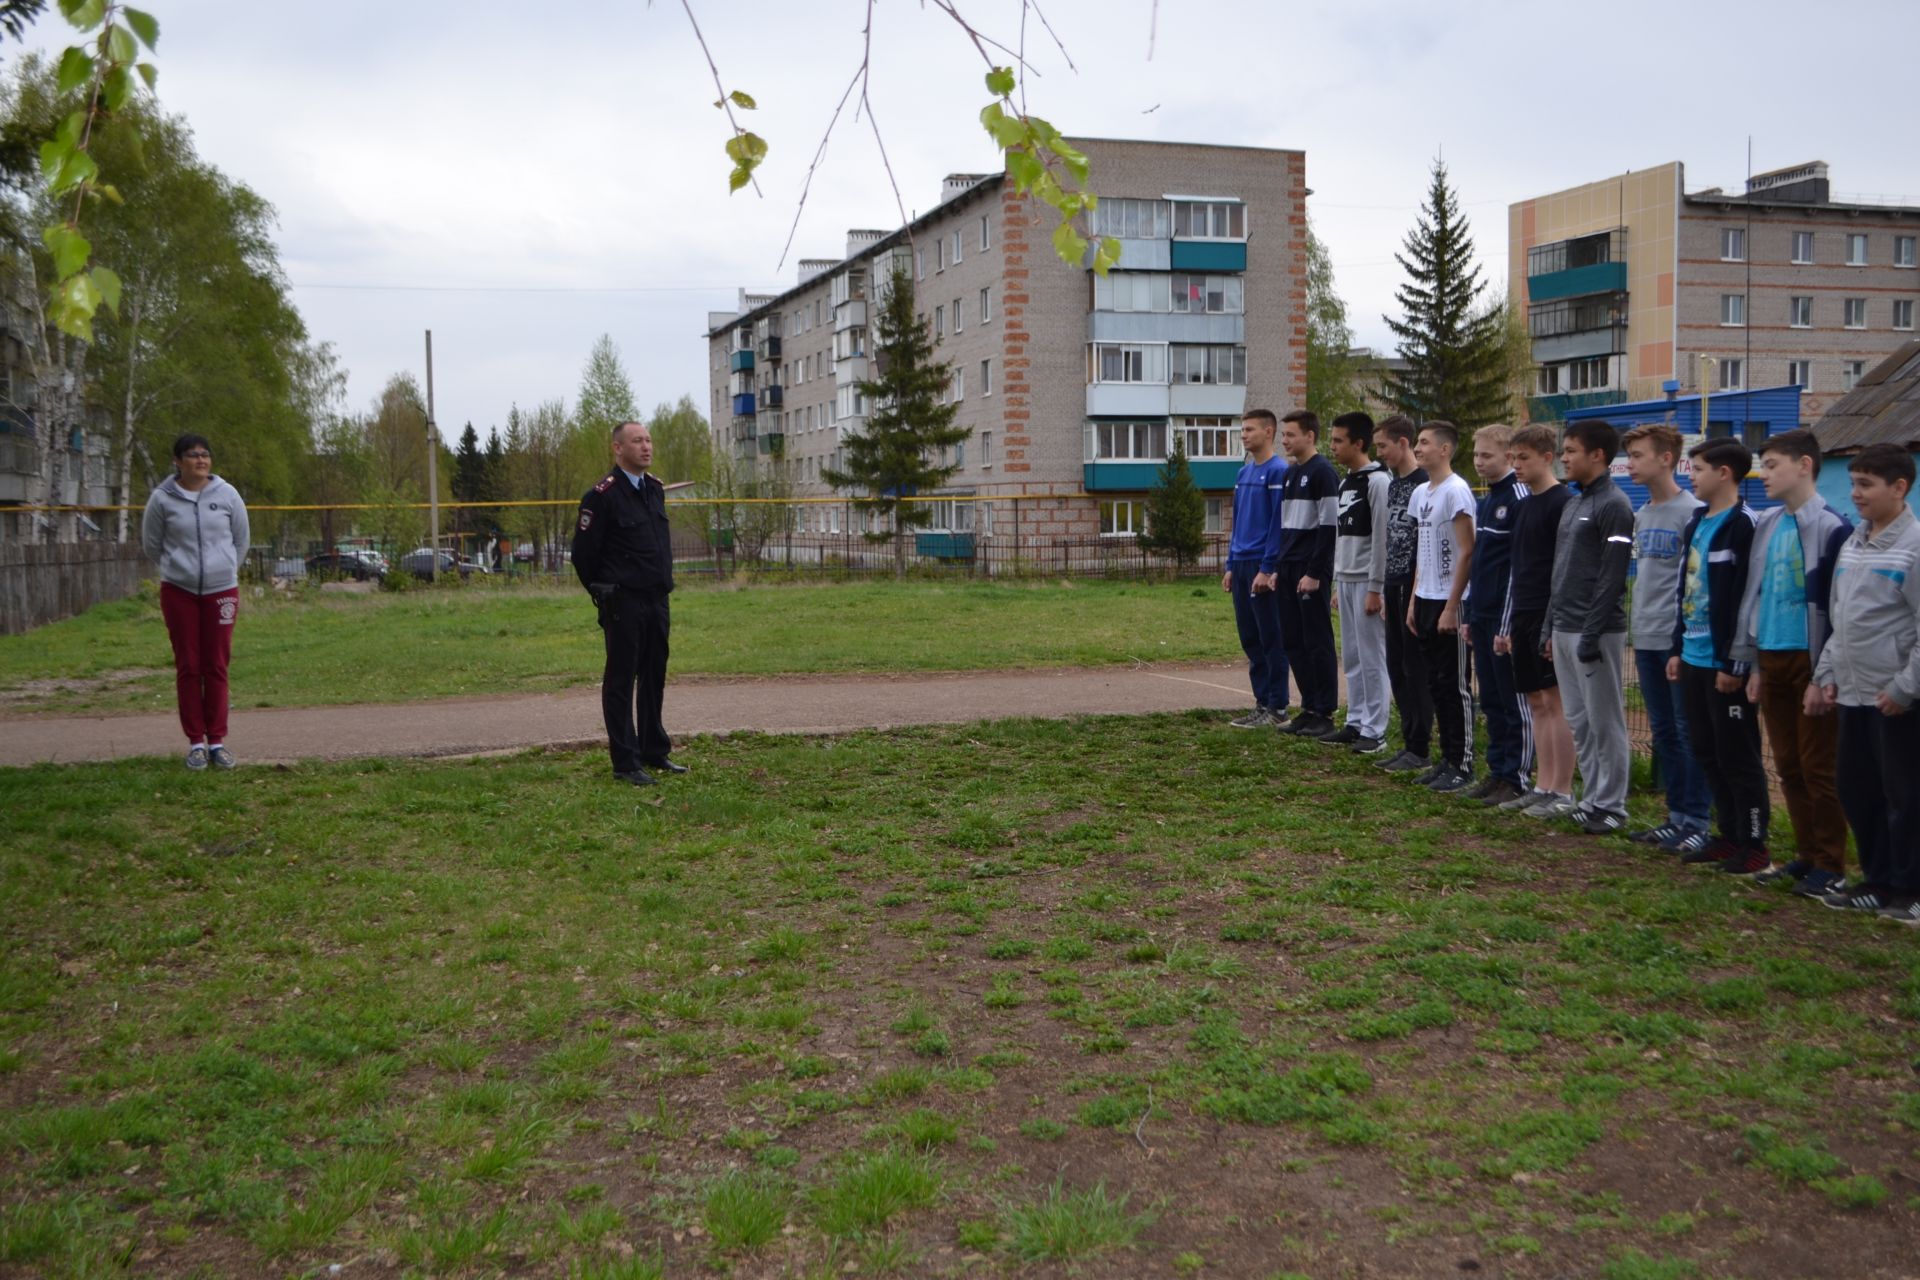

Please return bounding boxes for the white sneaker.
[1228,707,1275,729]
[1524,793,1579,820]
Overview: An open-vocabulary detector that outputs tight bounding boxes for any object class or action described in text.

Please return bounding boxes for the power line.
[288,282,775,294]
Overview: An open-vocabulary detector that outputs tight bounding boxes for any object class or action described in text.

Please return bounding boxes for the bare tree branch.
[775,62,863,272]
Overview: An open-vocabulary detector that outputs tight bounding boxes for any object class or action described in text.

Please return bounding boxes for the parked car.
[305,550,382,581]
[271,556,308,580]
[399,548,488,580]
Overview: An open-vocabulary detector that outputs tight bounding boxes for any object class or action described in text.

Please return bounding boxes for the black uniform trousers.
[1679,662,1769,852]
[1384,580,1432,757]
[1276,564,1338,717]
[601,587,671,773]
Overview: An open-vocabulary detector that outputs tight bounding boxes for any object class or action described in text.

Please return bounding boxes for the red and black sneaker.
[1680,838,1735,867]
[1716,849,1772,878]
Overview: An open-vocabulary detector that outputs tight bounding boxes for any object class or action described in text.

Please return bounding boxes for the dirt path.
[0,662,1269,767]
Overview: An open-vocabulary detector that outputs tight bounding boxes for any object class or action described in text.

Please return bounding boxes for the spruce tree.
[451,422,485,539]
[1138,444,1207,573]
[1382,159,1509,460]
[822,265,969,578]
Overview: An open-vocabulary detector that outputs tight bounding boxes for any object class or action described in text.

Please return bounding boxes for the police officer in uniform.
[571,420,684,785]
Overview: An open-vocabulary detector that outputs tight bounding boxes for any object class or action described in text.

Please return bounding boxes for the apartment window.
[953,297,964,331]
[1788,360,1812,388]
[1847,233,1869,265]
[916,248,924,279]
[814,300,822,326]
[1895,299,1915,331]
[935,237,945,272]
[980,358,992,395]
[1171,200,1246,239]
[1792,231,1815,264]
[1844,298,1867,329]
[1717,358,1744,391]
[951,230,963,265]
[980,431,992,467]
[952,368,965,402]
[1843,360,1867,390]
[1789,295,1812,328]
[1088,421,1168,460]
[1170,344,1247,385]
[1204,498,1224,535]
[979,286,991,322]
[979,215,991,251]
[1099,499,1140,536]
[1567,356,1611,391]
[1720,294,1745,327]
[1170,273,1244,314]
[934,305,945,338]
[1091,343,1169,384]
[1094,271,1170,313]
[1720,228,1745,261]
[1089,197,1170,239]
[1899,236,1918,268]
[1173,416,1239,458]
[952,439,966,468]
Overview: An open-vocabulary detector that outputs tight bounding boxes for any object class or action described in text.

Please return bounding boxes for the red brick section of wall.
[1286,152,1309,406]
[999,187,1034,473]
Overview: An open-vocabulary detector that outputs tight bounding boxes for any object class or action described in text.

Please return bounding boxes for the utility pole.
[425,329,440,584]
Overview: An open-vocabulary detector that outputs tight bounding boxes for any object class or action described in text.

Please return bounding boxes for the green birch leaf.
[102,64,131,111]
[1003,148,1042,191]
[105,22,135,64]
[728,89,757,109]
[42,224,91,277]
[55,47,93,93]
[136,62,157,90]
[91,265,121,316]
[728,165,752,193]
[978,104,1025,150]
[95,182,122,205]
[1051,220,1087,268]
[39,138,71,180]
[123,6,158,49]
[60,0,106,29]
[985,66,1015,96]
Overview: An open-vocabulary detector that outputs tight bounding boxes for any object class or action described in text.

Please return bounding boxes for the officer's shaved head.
[612,420,647,442]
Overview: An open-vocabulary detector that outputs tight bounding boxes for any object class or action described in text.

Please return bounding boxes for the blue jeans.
[1229,559,1290,712]
[1634,647,1710,831]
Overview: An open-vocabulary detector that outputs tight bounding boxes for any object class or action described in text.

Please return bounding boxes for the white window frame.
[1898,236,1918,268]
[1717,358,1745,391]
[1204,497,1224,535]
[1172,416,1241,459]
[1085,421,1169,461]
[1847,233,1869,266]
[1169,200,1247,241]
[980,358,992,396]
[953,297,963,332]
[1170,273,1245,314]
[951,230,962,265]
[1843,360,1867,391]
[1788,359,1811,389]
[1089,198,1171,240]
[979,215,991,252]
[980,430,993,468]
[934,305,945,338]
[1720,228,1745,261]
[1567,356,1611,391]
[979,286,992,322]
[1094,271,1171,314]
[1789,295,1812,328]
[1720,294,1745,327]
[1792,231,1815,264]
[1099,499,1140,537]
[935,237,945,272]
[953,367,965,402]
[1894,299,1915,332]
[1089,343,1170,385]
[915,248,925,279]
[1168,344,1248,386]
[1844,297,1867,329]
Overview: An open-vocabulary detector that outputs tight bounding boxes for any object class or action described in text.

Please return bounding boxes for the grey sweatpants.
[1336,579,1389,739]
[1553,629,1629,818]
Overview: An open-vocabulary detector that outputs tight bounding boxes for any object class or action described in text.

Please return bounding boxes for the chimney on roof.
[845,228,887,258]
[938,173,993,205]
[797,258,837,285]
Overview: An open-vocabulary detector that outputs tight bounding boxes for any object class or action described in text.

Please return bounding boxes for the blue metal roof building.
[1564,383,1803,513]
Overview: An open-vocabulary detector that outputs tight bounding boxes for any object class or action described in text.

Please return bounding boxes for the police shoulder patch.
[578,509,593,531]
[592,474,616,494]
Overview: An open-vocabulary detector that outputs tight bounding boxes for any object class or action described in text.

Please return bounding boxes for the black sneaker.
[1322,725,1362,746]
[1630,823,1682,846]
[1877,899,1920,927]
[1825,886,1888,913]
[1350,735,1388,755]
[1291,713,1337,740]
[1480,779,1526,808]
[1575,809,1628,836]
[1752,859,1813,887]
[1413,764,1448,786]
[1460,776,1499,801]
[1428,765,1474,793]
[1381,750,1430,773]
[1793,869,1846,899]
[1681,838,1734,866]
[1269,706,1293,726]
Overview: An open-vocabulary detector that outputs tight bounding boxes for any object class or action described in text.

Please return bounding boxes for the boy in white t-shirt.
[1403,421,1477,792]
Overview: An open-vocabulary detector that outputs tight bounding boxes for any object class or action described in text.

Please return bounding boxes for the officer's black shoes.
[614,768,658,786]
[643,758,689,775]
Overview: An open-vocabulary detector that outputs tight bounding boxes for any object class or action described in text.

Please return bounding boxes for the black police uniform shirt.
[571,469,674,595]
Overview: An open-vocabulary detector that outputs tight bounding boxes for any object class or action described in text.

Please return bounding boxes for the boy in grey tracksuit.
[1809,446,1920,919]
[1330,413,1392,750]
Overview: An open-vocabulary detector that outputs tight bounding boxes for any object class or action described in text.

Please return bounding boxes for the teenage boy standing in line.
[1734,429,1853,896]
[1224,410,1292,728]
[1668,439,1770,875]
[1807,445,1920,921]
[1377,416,1434,773]
[1461,425,1530,805]
[1328,412,1392,754]
[1276,410,1341,740]
[1621,423,1711,853]
[1550,420,1636,835]
[1405,421,1477,792]
[1496,425,1579,817]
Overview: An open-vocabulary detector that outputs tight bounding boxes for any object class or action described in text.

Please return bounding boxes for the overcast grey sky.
[18,0,1919,443]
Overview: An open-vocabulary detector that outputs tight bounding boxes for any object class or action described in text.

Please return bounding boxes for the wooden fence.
[0,542,149,635]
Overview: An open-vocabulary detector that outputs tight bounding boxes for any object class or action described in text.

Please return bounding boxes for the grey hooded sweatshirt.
[142,474,250,595]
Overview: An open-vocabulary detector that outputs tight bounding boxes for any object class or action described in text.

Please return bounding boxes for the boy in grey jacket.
[1735,430,1852,894]
[1328,412,1392,752]
[141,434,250,769]
[1808,445,1920,920]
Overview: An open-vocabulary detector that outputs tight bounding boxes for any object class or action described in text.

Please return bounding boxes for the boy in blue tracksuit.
[1223,409,1291,727]
[1275,410,1341,739]
[1462,425,1529,804]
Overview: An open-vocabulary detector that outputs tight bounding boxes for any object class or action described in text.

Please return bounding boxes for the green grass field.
[4,715,1917,1277]
[0,579,1241,717]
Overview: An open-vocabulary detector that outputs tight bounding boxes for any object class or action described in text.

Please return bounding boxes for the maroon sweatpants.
[159,582,238,743]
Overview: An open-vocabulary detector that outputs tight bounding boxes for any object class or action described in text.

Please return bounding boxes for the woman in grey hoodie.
[141,433,250,770]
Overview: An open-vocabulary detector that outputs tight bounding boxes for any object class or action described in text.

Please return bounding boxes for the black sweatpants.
[1385,580,1431,757]
[1413,596,1474,770]
[1679,662,1768,851]
[1276,563,1337,717]
[1836,704,1920,894]
[601,587,672,773]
